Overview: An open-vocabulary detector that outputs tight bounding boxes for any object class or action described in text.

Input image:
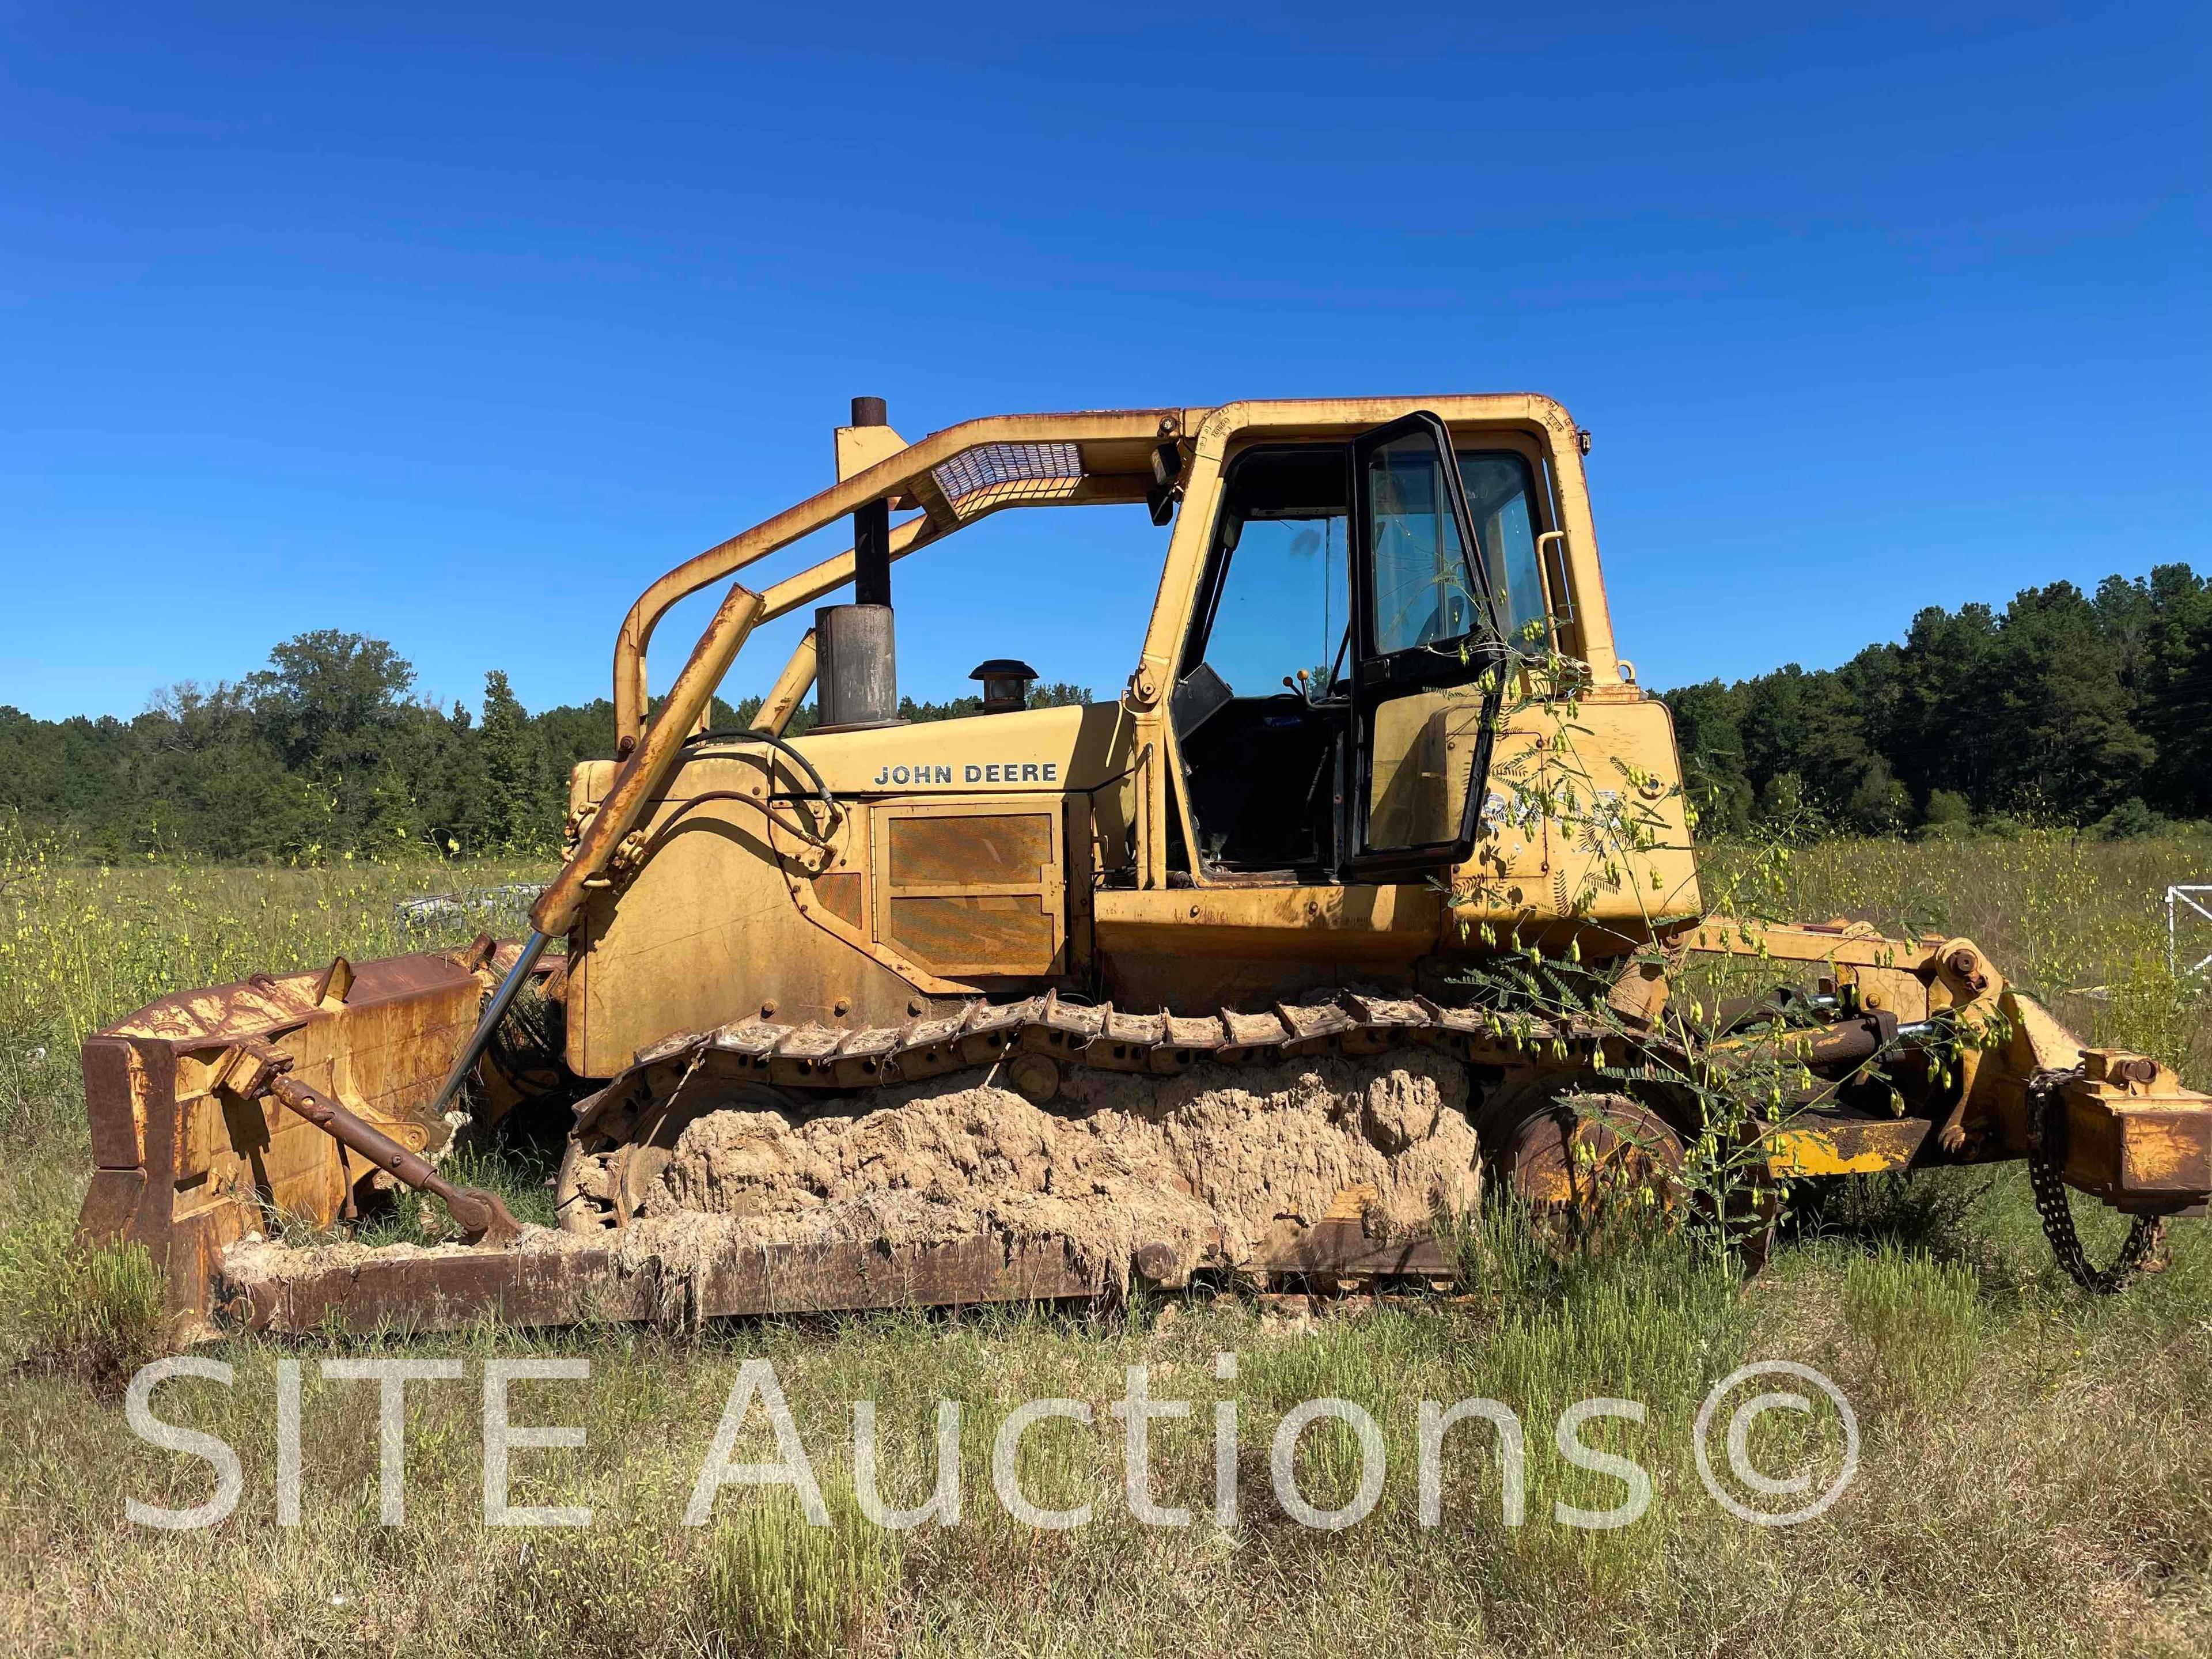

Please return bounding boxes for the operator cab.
[1171,428,1553,883]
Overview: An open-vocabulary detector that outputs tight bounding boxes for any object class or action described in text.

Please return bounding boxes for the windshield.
[1364,433,1487,656]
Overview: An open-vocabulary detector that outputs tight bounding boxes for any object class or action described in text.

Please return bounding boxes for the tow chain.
[2028,1073,2165,1294]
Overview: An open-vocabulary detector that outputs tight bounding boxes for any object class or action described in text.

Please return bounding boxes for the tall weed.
[0,1213,166,1378]
[703,1483,903,1656]
[1842,1242,1984,1403]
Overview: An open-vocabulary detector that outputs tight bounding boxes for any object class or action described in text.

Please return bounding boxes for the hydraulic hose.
[425,928,550,1122]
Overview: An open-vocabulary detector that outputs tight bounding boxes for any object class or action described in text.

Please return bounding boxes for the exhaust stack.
[816,395,902,731]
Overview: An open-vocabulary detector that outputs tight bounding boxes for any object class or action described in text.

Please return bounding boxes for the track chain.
[613,988,1606,1099]
[2028,1071,2165,1294]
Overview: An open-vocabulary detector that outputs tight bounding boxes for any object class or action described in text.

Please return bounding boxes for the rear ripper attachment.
[1698,919,2212,1289]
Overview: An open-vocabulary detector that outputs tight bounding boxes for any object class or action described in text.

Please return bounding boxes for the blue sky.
[2,2,2204,722]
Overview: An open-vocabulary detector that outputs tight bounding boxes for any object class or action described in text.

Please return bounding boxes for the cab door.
[1343,412,1509,882]
[1092,412,1509,1009]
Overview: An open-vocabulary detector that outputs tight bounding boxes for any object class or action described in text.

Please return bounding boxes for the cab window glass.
[1457,450,1547,645]
[1184,447,1349,697]
[1190,442,1548,679]
[1365,434,1483,656]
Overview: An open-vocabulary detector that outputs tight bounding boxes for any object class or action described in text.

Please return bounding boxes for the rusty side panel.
[884,895,1056,978]
[813,870,864,930]
[886,811,1052,885]
[78,1168,147,1243]
[83,1036,146,1169]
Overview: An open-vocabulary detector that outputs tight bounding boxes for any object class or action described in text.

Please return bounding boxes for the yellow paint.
[1764,1126,1923,1177]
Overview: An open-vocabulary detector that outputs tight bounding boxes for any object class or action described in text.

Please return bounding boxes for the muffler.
[815,395,902,731]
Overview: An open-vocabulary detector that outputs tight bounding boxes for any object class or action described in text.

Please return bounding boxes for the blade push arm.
[219,1042,523,1247]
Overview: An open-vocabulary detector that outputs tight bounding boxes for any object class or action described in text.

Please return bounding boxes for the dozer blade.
[74,940,541,1341]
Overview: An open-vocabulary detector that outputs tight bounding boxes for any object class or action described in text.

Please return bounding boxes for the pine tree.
[478,670,551,854]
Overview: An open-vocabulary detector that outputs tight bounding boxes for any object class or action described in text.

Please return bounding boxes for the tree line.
[5,562,2206,860]
[0,628,1090,861]
[1662,563,2211,837]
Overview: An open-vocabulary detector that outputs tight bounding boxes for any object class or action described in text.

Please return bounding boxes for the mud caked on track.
[630,1054,1483,1290]
[220,1054,1482,1328]
[646,1057,1486,1291]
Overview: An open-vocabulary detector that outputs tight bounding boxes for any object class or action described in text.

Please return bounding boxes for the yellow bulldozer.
[77,394,2212,1339]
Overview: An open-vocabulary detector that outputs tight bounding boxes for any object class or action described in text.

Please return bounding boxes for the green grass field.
[2,831,2209,1657]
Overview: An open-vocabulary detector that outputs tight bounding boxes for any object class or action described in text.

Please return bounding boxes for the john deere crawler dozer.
[77,395,2212,1339]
